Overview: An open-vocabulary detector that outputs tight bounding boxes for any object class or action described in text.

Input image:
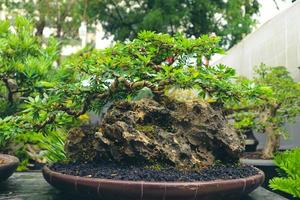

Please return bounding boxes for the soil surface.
[50,162,259,182]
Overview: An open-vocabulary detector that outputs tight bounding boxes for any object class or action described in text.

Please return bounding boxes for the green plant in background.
[254,65,300,158]
[0,16,57,152]
[226,76,268,140]
[1,0,89,43]
[0,0,262,48]
[0,16,58,115]
[231,64,300,158]
[0,17,80,169]
[88,0,260,48]
[39,130,67,163]
[269,148,300,198]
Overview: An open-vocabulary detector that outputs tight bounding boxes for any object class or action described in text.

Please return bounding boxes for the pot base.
[43,166,265,200]
[0,154,19,182]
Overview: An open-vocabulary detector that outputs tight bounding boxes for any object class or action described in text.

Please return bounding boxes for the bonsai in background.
[233,64,300,159]
[269,148,300,198]
[0,17,78,169]
[254,65,300,158]
[228,78,260,152]
[0,17,58,116]
[19,31,264,169]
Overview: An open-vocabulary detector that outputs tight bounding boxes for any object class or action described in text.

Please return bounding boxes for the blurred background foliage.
[87,0,259,48]
[0,17,81,169]
[0,0,261,49]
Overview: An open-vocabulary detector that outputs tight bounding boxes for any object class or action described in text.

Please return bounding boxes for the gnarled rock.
[65,97,244,169]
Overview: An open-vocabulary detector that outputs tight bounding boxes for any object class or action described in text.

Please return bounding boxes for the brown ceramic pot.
[0,154,19,182]
[43,166,264,200]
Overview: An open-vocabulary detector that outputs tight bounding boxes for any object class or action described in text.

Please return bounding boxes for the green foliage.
[16,31,263,130]
[253,64,300,136]
[0,116,18,149]
[0,16,59,114]
[269,148,300,198]
[231,64,300,157]
[228,76,272,130]
[234,64,300,137]
[39,130,67,163]
[88,0,259,48]
[0,20,263,167]
[0,17,77,169]
[1,0,87,41]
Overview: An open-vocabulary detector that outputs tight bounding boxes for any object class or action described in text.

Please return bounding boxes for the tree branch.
[1,77,14,106]
[273,0,280,10]
[35,77,170,131]
[35,114,56,132]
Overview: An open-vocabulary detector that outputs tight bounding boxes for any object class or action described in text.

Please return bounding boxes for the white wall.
[215,1,300,81]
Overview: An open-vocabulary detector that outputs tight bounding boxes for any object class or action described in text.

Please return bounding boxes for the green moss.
[135,124,155,133]
[145,163,163,171]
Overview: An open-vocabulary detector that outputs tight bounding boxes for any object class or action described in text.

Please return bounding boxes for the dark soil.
[50,162,259,182]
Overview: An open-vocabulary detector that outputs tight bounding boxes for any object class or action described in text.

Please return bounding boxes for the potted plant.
[231,108,258,152]
[0,154,19,182]
[0,17,82,170]
[238,64,300,186]
[11,31,265,199]
[254,65,300,159]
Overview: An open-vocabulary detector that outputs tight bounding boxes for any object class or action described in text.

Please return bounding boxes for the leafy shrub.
[230,64,300,158]
[269,148,300,198]
[0,17,79,169]
[39,130,67,163]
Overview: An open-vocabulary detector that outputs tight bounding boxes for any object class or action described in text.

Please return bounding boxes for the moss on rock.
[65,97,244,170]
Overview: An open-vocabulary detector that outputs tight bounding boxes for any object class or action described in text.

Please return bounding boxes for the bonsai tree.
[12,31,266,169]
[0,17,79,168]
[255,65,300,158]
[233,64,300,158]
[0,17,59,115]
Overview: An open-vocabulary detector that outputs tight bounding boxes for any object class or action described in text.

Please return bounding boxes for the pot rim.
[0,154,19,168]
[43,165,265,186]
[240,158,276,166]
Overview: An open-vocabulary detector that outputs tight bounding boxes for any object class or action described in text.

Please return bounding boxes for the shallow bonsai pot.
[244,129,259,152]
[245,139,259,152]
[43,166,264,200]
[0,154,19,182]
[240,158,276,189]
[240,158,298,199]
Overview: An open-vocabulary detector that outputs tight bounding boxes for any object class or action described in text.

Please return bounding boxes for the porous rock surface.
[65,97,244,169]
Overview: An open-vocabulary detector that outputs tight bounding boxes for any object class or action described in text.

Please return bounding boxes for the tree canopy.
[1,0,260,48]
[88,0,260,47]
[1,0,89,42]
[231,64,300,158]
[0,17,77,167]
